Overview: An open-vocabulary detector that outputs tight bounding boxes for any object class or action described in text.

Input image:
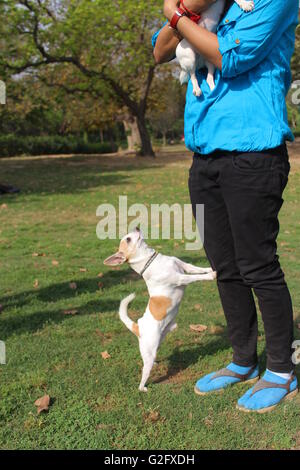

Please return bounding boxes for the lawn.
[0,144,299,450]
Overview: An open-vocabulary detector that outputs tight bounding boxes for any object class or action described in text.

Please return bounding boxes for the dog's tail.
[180,70,189,85]
[119,293,140,338]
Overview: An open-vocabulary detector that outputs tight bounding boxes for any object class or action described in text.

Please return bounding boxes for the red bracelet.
[169,7,188,30]
[180,0,202,23]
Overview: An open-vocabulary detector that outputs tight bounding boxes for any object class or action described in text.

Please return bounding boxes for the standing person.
[153,0,299,413]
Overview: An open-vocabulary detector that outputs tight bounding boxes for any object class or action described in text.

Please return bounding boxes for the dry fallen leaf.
[144,410,161,423]
[80,268,87,272]
[95,329,105,338]
[69,282,77,290]
[1,204,8,210]
[34,395,50,415]
[204,416,213,428]
[63,309,78,316]
[33,279,39,289]
[101,351,111,360]
[190,324,208,333]
[209,326,224,335]
[52,260,59,266]
[97,272,104,278]
[95,330,112,344]
[194,304,203,311]
[32,252,46,258]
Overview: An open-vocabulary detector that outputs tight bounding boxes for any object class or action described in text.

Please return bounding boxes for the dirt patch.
[151,361,200,385]
[291,430,300,450]
[288,140,300,161]
[0,146,191,169]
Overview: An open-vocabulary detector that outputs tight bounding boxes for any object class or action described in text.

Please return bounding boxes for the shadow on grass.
[150,328,232,385]
[1,269,138,306]
[0,269,141,339]
[0,153,165,199]
[0,297,120,340]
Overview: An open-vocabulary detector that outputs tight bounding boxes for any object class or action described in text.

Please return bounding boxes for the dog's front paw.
[139,386,148,393]
[239,0,254,12]
[206,78,216,92]
[193,87,202,97]
[205,267,214,274]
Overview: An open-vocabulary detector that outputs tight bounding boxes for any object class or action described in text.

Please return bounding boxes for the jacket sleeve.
[218,0,298,78]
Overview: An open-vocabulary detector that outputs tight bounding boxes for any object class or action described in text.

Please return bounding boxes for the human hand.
[182,0,217,14]
[163,0,180,22]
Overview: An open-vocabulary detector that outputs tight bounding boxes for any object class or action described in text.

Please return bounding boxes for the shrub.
[0,135,117,158]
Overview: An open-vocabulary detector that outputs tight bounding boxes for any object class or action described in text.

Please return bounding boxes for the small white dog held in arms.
[104,228,217,392]
[177,0,254,96]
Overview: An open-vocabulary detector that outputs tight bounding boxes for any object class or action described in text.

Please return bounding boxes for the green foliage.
[148,71,186,140]
[0,0,163,105]
[286,98,300,137]
[0,135,117,157]
[0,0,166,155]
[291,24,300,80]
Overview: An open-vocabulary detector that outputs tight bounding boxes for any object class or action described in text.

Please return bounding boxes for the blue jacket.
[152,0,298,154]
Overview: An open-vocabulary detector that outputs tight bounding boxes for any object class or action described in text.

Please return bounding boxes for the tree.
[0,74,64,136]
[289,24,300,131]
[0,0,165,156]
[148,65,186,145]
[291,24,300,80]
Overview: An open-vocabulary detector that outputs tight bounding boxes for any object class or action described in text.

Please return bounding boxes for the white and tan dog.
[104,228,216,392]
[177,0,254,96]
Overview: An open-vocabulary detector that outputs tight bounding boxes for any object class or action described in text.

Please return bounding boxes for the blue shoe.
[237,370,298,414]
[194,363,259,395]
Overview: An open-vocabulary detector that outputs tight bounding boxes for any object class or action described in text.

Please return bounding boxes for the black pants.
[188,145,294,373]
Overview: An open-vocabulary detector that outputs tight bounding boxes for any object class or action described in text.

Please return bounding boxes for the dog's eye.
[126,237,131,243]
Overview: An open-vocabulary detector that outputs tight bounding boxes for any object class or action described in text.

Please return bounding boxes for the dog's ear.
[103,251,127,266]
[135,226,143,239]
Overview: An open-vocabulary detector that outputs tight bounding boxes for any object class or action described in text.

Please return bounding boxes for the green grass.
[0,147,299,450]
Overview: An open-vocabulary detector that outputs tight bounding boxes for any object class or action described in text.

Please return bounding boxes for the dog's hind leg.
[190,72,202,97]
[138,340,158,392]
[158,321,177,348]
[206,62,216,91]
[139,353,156,392]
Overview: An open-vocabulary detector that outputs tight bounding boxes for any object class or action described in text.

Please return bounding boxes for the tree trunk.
[108,129,115,149]
[162,132,167,147]
[100,128,104,143]
[136,114,155,157]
